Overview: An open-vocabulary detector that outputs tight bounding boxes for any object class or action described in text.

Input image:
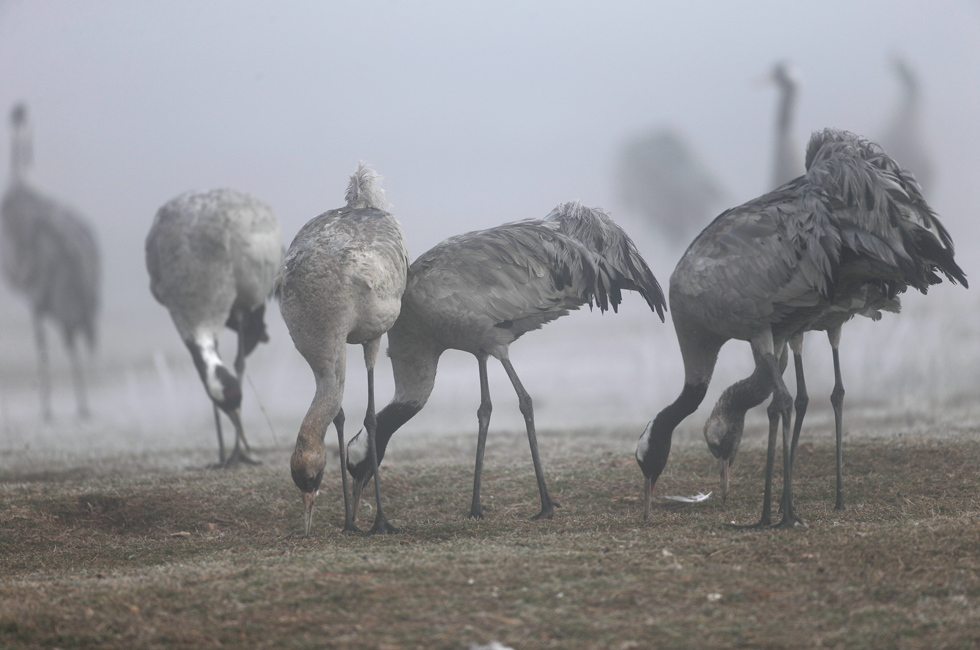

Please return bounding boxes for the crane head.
[291,460,324,537]
[346,429,373,523]
[703,409,743,502]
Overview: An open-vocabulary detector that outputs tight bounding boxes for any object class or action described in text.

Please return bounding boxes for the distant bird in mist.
[636,129,966,528]
[617,127,728,247]
[146,189,282,467]
[1,103,100,421]
[878,56,934,194]
[275,163,409,536]
[766,61,806,190]
[346,201,665,523]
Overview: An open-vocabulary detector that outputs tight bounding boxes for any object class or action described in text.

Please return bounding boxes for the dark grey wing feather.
[544,201,666,320]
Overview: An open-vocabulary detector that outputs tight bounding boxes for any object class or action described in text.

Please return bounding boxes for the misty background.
[1,1,979,470]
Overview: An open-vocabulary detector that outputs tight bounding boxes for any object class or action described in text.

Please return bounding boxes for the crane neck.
[636,381,708,481]
[776,80,797,135]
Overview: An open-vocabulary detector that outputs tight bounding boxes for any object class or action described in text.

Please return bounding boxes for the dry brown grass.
[2,426,980,649]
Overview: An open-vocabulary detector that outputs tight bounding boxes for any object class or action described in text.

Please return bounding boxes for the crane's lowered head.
[346,429,372,521]
[291,441,325,537]
[703,407,743,503]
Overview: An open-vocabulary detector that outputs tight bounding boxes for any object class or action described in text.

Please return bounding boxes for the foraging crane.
[879,56,933,194]
[617,127,728,247]
[275,163,409,536]
[346,202,665,522]
[636,129,966,528]
[146,189,282,467]
[1,103,100,421]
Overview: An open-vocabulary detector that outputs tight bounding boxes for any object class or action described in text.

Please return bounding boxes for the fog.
[1,1,979,467]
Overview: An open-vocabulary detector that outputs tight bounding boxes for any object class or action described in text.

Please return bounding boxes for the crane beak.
[302,491,316,537]
[720,458,731,502]
[642,474,653,521]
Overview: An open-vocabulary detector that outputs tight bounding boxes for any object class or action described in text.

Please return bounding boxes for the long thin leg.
[365,339,399,535]
[333,407,359,534]
[500,356,559,520]
[470,353,492,519]
[66,337,91,419]
[829,326,845,511]
[780,334,807,515]
[213,404,226,464]
[33,313,52,422]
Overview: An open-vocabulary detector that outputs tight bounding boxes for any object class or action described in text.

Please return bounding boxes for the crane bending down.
[346,201,666,522]
[636,128,966,528]
[276,163,409,536]
[1,104,100,421]
[146,189,283,467]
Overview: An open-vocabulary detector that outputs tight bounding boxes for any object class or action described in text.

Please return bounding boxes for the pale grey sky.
[1,0,978,321]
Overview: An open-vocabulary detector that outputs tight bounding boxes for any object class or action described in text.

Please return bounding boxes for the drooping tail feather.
[345,162,390,212]
[545,201,666,320]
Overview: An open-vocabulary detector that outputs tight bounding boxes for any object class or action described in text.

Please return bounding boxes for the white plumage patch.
[347,428,369,466]
[345,162,390,212]
[635,420,654,462]
[196,337,226,402]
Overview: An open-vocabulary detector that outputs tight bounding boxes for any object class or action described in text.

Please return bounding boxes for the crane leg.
[830,331,845,511]
[500,357,559,521]
[212,404,226,465]
[469,353,492,519]
[333,407,359,534]
[779,336,808,518]
[365,339,400,535]
[66,336,91,420]
[33,313,52,422]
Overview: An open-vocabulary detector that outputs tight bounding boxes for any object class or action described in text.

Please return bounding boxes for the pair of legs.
[740,326,846,529]
[212,320,257,468]
[470,350,559,521]
[33,314,90,422]
[335,337,399,535]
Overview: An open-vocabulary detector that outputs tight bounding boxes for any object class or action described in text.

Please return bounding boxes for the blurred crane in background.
[1,103,100,421]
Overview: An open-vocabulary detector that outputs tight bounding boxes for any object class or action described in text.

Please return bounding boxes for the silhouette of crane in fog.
[345,201,665,523]
[879,56,934,195]
[636,129,966,529]
[767,61,806,190]
[617,127,728,247]
[1,103,100,421]
[275,163,409,537]
[145,189,282,467]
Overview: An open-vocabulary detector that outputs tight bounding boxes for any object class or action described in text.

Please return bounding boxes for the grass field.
[2,419,980,649]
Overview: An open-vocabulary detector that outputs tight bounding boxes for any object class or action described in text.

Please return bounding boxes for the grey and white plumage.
[1,103,100,421]
[276,163,409,536]
[617,127,728,247]
[345,201,665,523]
[146,188,283,467]
[636,128,966,527]
[879,56,933,195]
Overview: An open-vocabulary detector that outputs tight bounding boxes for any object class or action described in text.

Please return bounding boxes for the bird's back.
[672,128,965,343]
[395,203,663,357]
[146,189,282,339]
[1,183,100,346]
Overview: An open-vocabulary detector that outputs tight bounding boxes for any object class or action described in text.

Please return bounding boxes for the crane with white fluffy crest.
[2,103,100,421]
[345,201,665,523]
[636,129,966,528]
[276,163,409,537]
[146,189,283,467]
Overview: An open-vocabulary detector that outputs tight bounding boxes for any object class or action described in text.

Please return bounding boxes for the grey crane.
[275,163,409,537]
[636,129,966,528]
[1,103,100,421]
[617,127,728,248]
[345,201,666,522]
[879,56,933,195]
[767,61,806,190]
[146,188,282,467]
